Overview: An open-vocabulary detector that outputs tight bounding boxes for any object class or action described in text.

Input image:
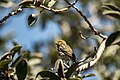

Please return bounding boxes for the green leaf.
[0,52,12,61]
[16,59,28,80]
[28,14,39,26]
[58,60,64,78]
[65,62,80,79]
[69,78,82,80]
[12,40,19,46]
[103,10,120,19]
[106,31,120,47]
[48,0,57,8]
[35,71,61,80]
[102,5,113,10]
[0,60,11,71]
[10,45,22,53]
[10,45,22,58]
[19,0,33,6]
[102,4,120,12]
[82,73,95,78]
[0,45,22,61]
[18,0,34,8]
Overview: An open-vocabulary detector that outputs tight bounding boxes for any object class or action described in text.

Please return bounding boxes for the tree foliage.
[0,0,120,80]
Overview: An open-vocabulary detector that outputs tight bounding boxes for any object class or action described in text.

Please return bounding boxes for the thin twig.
[0,0,78,24]
[39,0,78,13]
[64,0,107,39]
[0,8,23,24]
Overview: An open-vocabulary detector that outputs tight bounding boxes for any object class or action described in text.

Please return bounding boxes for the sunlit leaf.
[10,45,22,58]
[18,0,34,8]
[16,59,28,80]
[19,0,33,6]
[106,31,120,47]
[65,62,80,79]
[0,45,21,61]
[28,13,39,26]
[69,78,82,80]
[10,45,22,53]
[35,71,61,80]
[102,4,120,12]
[102,6,113,10]
[0,60,11,71]
[0,52,12,61]
[12,40,19,46]
[48,0,57,8]
[103,10,120,19]
[82,73,95,78]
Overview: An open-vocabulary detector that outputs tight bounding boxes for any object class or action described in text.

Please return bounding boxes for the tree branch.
[0,8,23,24]
[0,0,78,24]
[39,0,78,13]
[64,0,107,39]
[78,39,107,72]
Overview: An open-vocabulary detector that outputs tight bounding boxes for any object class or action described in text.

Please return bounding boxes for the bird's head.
[55,40,66,46]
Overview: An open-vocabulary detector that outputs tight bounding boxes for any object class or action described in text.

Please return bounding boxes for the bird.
[55,40,76,63]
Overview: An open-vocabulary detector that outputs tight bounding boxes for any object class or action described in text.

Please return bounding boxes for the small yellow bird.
[55,40,76,63]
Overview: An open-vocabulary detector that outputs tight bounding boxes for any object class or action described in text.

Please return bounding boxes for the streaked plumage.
[55,40,76,62]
